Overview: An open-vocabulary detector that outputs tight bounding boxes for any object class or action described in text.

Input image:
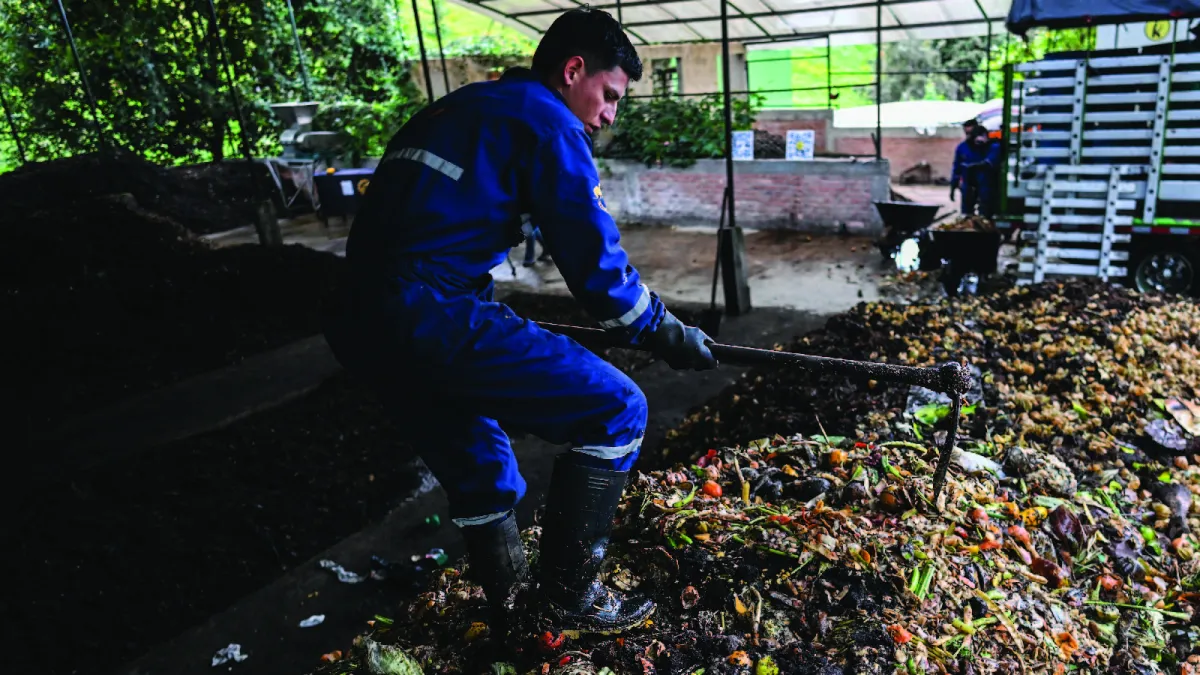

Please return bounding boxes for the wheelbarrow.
[872,201,952,262]
[538,322,973,503]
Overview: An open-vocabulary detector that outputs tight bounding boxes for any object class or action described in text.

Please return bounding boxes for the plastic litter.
[951,448,1005,478]
[411,547,448,567]
[1165,397,1200,436]
[319,559,366,584]
[299,614,326,628]
[211,643,248,667]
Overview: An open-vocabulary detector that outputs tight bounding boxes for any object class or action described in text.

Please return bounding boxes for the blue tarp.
[1007,0,1200,34]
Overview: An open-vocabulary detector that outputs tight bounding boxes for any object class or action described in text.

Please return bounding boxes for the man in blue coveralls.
[322,8,717,636]
[950,118,984,214]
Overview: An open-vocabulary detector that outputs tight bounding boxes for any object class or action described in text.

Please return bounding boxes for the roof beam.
[689,16,998,44]
[506,0,936,19]
[613,0,1003,31]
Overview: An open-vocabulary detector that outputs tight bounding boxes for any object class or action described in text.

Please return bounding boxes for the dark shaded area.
[3,293,685,675]
[0,152,273,235]
[2,376,420,675]
[4,193,341,434]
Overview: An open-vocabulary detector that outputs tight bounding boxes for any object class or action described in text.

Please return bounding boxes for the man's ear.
[562,55,586,86]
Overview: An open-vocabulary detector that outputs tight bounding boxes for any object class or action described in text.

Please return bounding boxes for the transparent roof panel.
[449,0,1006,46]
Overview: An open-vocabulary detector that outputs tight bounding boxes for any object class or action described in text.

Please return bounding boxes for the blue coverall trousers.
[323,269,648,527]
[963,166,995,218]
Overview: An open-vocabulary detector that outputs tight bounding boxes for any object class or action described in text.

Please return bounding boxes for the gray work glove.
[647,311,718,371]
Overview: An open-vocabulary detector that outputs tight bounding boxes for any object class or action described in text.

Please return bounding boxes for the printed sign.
[340,180,355,196]
[1146,20,1172,42]
[732,130,755,161]
[786,129,815,161]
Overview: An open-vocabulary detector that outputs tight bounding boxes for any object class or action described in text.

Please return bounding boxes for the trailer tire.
[1129,239,1200,297]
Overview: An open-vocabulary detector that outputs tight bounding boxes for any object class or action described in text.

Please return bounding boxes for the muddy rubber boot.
[537,455,655,633]
[461,513,529,640]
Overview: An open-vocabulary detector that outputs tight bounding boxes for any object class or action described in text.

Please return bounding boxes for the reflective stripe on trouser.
[322,275,648,527]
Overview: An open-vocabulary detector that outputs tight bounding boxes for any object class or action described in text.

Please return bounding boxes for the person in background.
[950,118,984,214]
[963,125,1001,219]
[522,222,551,267]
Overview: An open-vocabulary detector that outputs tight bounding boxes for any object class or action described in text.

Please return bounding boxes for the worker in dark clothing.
[522,222,551,266]
[950,118,985,214]
[321,8,716,637]
[962,125,1001,219]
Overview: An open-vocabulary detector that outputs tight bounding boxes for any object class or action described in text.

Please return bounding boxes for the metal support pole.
[203,0,280,245]
[826,34,832,107]
[410,0,435,101]
[874,0,882,160]
[984,22,993,100]
[0,86,27,164]
[973,0,992,101]
[54,0,107,155]
[284,0,313,99]
[719,0,751,315]
[616,0,623,24]
[204,0,256,162]
[430,0,451,96]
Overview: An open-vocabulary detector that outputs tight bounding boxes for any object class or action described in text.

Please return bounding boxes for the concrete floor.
[208,216,899,316]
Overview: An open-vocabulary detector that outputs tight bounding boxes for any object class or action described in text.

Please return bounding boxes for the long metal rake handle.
[539,322,972,504]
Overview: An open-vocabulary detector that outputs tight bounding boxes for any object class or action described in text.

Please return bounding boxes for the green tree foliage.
[0,0,532,171]
[601,94,761,167]
[744,27,1098,111]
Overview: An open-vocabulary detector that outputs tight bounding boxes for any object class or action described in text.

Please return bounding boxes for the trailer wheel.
[1131,243,1200,296]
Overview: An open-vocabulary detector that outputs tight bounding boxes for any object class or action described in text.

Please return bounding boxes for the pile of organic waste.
[664,279,1200,465]
[310,434,1199,675]
[4,192,341,434]
[754,130,786,159]
[935,216,996,233]
[308,280,1200,674]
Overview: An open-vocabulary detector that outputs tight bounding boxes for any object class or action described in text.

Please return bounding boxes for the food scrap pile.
[310,280,1200,675]
[312,433,1199,675]
[664,280,1200,465]
[935,216,996,233]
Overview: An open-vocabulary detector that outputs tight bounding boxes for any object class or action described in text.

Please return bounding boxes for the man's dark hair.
[532,8,643,81]
[962,118,979,128]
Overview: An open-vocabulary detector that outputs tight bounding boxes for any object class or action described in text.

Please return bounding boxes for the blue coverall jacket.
[951,139,992,215]
[323,68,666,526]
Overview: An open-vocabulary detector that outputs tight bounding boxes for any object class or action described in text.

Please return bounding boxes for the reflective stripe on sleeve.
[598,284,651,329]
[384,147,464,181]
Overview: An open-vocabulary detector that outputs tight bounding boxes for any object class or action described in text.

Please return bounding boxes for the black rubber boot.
[537,455,656,633]
[461,513,529,638]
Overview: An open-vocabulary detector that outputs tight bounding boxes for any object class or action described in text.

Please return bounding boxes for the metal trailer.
[1000,44,1200,295]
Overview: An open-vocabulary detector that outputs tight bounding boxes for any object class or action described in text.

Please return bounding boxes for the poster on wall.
[732,130,755,161]
[786,129,815,161]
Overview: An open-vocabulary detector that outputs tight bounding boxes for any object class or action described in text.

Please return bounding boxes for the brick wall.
[598,158,889,234]
[753,109,832,152]
[832,129,962,180]
[743,109,963,180]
